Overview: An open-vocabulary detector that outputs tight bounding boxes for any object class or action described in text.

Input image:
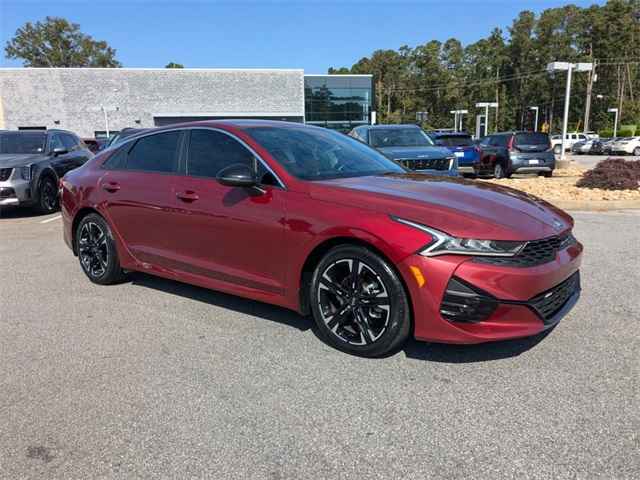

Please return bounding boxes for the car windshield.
[433,135,473,147]
[0,132,47,154]
[246,126,406,181]
[514,133,550,146]
[369,128,434,148]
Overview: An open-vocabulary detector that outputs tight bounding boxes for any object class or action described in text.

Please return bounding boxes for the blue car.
[348,124,458,177]
[427,131,480,177]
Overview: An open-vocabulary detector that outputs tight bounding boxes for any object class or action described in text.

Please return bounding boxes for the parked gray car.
[0,130,93,213]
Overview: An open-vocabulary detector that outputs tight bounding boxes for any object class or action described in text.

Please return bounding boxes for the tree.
[5,17,121,67]
[165,62,184,68]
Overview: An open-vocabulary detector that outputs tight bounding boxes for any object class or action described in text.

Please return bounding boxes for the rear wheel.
[633,147,640,157]
[553,144,562,155]
[310,245,411,357]
[35,176,59,214]
[494,163,510,179]
[76,213,126,285]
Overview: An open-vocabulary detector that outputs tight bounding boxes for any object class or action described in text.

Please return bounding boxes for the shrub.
[577,158,640,190]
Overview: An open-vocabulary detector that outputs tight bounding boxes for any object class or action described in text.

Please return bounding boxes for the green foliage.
[5,16,120,67]
[617,128,636,137]
[165,62,184,68]
[620,124,637,135]
[329,1,640,132]
[577,158,640,190]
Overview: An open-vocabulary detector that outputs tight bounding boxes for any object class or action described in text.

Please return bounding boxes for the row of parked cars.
[348,125,555,179]
[571,136,640,156]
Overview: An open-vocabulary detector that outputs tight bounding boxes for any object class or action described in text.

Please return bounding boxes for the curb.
[550,200,640,211]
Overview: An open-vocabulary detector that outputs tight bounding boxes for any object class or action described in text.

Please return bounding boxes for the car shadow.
[0,206,51,219]
[128,272,553,362]
[402,328,554,363]
[128,272,313,332]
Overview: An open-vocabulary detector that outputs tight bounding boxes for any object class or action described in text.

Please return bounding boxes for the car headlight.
[20,165,34,181]
[392,217,527,257]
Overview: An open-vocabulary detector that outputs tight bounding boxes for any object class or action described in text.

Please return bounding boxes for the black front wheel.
[35,176,59,214]
[76,213,126,285]
[310,245,411,357]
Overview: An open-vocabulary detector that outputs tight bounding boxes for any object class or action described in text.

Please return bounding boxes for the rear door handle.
[176,190,199,202]
[101,181,120,193]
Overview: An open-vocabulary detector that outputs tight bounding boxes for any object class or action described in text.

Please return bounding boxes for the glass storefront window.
[304,75,374,132]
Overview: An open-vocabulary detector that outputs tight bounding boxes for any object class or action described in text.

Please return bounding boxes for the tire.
[35,176,59,214]
[494,163,510,179]
[76,213,126,285]
[309,245,411,357]
[542,171,553,178]
[633,147,640,157]
[553,145,562,155]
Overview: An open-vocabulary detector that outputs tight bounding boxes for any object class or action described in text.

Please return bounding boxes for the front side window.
[246,126,405,181]
[0,132,46,154]
[187,130,254,178]
[369,128,434,148]
[127,131,181,173]
[61,134,78,151]
[49,134,65,151]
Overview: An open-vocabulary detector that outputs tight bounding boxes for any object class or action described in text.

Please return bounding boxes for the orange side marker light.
[409,266,425,287]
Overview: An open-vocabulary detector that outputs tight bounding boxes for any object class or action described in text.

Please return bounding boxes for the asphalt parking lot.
[567,152,640,168]
[1,209,639,479]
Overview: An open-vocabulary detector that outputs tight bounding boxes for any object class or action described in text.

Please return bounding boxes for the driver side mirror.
[52,147,68,156]
[216,163,257,188]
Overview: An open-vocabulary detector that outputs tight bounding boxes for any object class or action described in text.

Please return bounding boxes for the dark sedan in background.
[349,124,458,176]
[0,130,93,213]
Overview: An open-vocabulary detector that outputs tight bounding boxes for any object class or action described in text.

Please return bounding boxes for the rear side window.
[187,129,254,178]
[435,135,473,147]
[127,131,181,173]
[102,148,127,170]
[515,133,550,146]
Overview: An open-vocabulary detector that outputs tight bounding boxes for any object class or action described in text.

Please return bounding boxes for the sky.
[1,0,604,73]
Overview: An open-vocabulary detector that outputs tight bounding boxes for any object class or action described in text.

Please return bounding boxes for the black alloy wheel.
[310,245,411,357]
[37,176,59,213]
[76,213,126,285]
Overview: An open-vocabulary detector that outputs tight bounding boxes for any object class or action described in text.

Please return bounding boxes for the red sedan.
[60,120,582,357]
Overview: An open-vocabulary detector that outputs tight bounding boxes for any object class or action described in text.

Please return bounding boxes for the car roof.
[362,124,421,130]
[428,131,471,137]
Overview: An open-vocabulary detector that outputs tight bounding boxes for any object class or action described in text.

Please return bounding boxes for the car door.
[170,128,287,296]
[47,133,76,177]
[98,130,184,269]
[478,135,495,173]
[60,133,88,171]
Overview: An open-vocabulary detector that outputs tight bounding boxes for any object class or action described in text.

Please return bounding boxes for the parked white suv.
[550,133,588,154]
[610,137,640,156]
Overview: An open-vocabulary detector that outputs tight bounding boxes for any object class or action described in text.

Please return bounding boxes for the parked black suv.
[477,131,555,178]
[0,129,93,213]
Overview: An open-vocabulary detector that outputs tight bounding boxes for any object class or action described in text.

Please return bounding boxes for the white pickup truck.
[550,132,590,154]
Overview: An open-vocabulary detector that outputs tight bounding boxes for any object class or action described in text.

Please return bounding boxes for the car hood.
[376,146,452,160]
[310,173,573,241]
[0,154,47,168]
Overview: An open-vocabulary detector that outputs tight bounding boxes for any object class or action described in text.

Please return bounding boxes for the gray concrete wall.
[0,68,305,137]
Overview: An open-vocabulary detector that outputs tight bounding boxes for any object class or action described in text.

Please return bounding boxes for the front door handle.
[176,190,199,202]
[101,181,120,193]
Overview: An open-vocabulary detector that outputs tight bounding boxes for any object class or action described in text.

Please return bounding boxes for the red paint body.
[60,120,582,344]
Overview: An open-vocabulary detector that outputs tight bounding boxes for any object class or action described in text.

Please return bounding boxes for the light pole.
[608,108,619,138]
[475,102,498,136]
[450,110,468,132]
[529,106,539,132]
[547,62,592,162]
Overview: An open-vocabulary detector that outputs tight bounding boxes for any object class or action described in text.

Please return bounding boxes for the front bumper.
[398,239,583,344]
[0,175,33,207]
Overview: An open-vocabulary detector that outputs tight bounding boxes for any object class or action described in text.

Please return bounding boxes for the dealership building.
[0,68,374,137]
